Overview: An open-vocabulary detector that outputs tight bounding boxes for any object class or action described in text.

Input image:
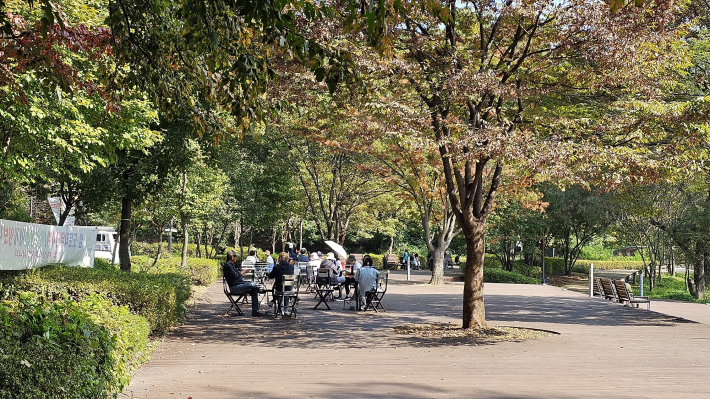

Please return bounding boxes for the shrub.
[131,242,218,258]
[0,293,150,398]
[483,268,539,284]
[0,266,190,335]
[369,254,384,269]
[93,257,112,270]
[130,256,221,286]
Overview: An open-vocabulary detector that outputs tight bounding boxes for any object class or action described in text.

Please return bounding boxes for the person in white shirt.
[244,249,259,264]
[354,264,379,311]
[264,250,274,272]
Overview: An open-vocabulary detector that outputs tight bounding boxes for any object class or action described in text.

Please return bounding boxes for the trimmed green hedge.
[0,266,190,335]
[131,242,218,258]
[130,256,221,286]
[483,268,539,284]
[0,293,150,398]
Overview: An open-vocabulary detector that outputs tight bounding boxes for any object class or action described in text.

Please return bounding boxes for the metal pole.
[589,263,594,297]
[407,257,411,281]
[640,273,644,297]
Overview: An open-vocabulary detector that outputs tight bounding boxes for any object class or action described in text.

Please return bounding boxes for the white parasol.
[324,240,347,260]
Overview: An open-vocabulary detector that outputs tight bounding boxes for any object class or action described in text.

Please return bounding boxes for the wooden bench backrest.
[613,280,632,302]
[599,278,617,301]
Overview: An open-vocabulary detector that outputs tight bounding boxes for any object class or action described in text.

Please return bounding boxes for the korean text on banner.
[0,219,97,270]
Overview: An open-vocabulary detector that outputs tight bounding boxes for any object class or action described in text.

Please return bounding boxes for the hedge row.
[0,265,191,336]
[131,242,219,258]
[0,292,151,398]
[483,268,539,284]
[130,256,221,286]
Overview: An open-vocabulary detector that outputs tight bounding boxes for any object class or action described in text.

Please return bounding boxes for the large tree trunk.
[119,196,132,271]
[693,242,706,299]
[429,247,446,285]
[463,221,487,329]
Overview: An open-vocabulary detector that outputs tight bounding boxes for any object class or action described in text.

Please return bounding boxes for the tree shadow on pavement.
[167,286,692,350]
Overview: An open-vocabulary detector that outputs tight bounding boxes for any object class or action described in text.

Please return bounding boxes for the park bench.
[613,279,651,310]
[383,253,398,270]
[598,277,618,301]
[592,277,604,298]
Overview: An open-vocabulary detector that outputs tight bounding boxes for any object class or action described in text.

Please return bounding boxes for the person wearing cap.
[343,255,362,300]
[297,248,310,263]
[321,252,347,299]
[223,250,264,317]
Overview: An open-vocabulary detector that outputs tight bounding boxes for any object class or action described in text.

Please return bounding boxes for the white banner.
[47,197,75,226]
[0,219,96,270]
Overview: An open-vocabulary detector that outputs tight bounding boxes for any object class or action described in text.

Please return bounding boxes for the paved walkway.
[122,271,710,398]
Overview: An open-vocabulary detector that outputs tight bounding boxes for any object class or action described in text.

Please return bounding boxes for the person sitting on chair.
[268,252,296,308]
[269,252,296,291]
[264,250,275,272]
[321,252,346,300]
[223,250,263,317]
[343,255,362,299]
[362,254,373,267]
[354,263,380,311]
[297,248,310,263]
[244,249,259,264]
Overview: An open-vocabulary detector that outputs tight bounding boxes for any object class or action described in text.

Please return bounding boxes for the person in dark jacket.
[297,248,310,263]
[268,252,296,290]
[269,252,296,308]
[223,250,263,317]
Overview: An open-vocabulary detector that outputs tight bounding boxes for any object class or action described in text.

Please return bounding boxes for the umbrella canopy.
[324,240,347,260]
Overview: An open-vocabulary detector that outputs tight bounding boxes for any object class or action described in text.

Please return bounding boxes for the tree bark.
[152,232,163,268]
[693,241,706,299]
[463,222,487,329]
[119,195,132,271]
[180,212,189,267]
[195,230,202,258]
[429,247,446,285]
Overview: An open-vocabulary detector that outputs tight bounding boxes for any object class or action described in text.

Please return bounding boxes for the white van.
[94,227,120,264]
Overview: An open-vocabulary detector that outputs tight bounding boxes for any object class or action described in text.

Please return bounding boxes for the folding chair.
[313,268,335,310]
[305,264,318,293]
[222,276,244,316]
[364,272,388,312]
[242,269,269,305]
[296,262,309,285]
[274,274,301,318]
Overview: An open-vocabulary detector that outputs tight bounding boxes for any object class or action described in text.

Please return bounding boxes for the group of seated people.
[223,247,380,315]
[223,249,298,317]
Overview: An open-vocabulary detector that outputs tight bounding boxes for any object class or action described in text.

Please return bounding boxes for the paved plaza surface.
[122,270,710,398]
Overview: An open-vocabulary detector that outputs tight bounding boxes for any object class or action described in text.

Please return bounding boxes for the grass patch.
[634,275,710,304]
